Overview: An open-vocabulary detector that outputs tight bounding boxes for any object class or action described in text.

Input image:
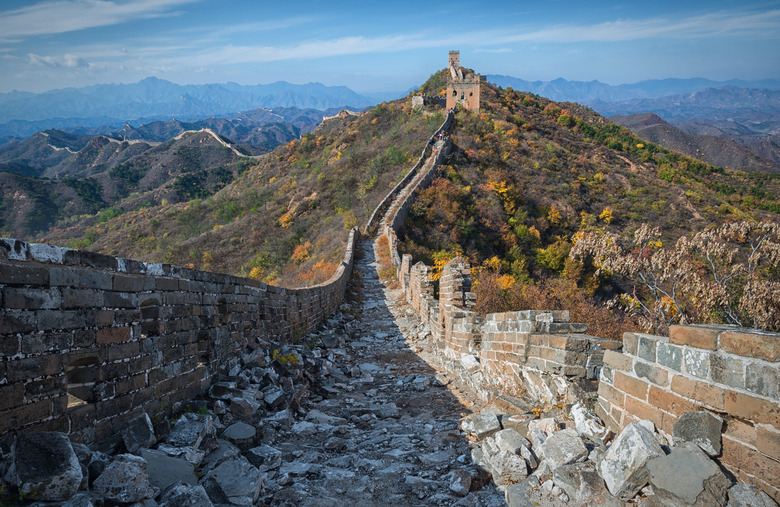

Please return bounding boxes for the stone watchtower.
[446,50,480,112]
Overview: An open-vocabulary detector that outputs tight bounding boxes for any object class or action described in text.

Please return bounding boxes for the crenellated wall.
[597,325,780,500]
[0,229,357,449]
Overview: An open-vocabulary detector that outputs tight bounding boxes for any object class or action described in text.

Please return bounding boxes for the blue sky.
[1,0,779,94]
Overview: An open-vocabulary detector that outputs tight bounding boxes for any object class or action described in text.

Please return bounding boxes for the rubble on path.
[0,237,776,506]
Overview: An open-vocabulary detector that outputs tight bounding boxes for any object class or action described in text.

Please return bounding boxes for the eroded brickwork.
[0,230,357,449]
[597,325,780,501]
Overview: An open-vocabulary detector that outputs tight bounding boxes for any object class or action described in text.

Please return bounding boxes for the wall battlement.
[0,229,357,449]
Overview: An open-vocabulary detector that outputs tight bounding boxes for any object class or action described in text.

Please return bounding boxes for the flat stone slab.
[140,448,198,491]
[647,444,730,506]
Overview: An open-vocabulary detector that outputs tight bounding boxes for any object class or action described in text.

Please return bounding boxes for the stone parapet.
[596,324,780,501]
[0,228,358,449]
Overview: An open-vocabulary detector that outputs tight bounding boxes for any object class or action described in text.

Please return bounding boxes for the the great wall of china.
[1,108,778,500]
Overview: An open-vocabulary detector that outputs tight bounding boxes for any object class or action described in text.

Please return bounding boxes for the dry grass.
[376,234,399,288]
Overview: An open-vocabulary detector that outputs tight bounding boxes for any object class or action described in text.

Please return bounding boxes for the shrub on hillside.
[571,221,780,335]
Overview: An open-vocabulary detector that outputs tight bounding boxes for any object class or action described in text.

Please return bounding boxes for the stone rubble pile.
[0,238,776,507]
[0,241,505,506]
[462,403,777,507]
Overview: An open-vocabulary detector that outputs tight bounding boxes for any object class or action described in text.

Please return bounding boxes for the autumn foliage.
[571,221,780,334]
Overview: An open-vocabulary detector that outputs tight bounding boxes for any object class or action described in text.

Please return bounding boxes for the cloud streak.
[0,0,200,40]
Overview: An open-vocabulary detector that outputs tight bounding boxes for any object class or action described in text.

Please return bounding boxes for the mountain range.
[0,77,376,142]
[486,75,780,103]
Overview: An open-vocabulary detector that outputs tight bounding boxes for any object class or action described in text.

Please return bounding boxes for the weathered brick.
[670,375,726,410]
[0,384,25,411]
[625,395,666,432]
[21,332,71,354]
[721,330,780,362]
[623,332,639,356]
[97,326,131,344]
[7,355,61,382]
[155,277,179,291]
[0,262,49,285]
[25,376,65,400]
[603,349,633,371]
[37,309,85,331]
[95,309,115,327]
[669,325,720,350]
[648,385,699,417]
[49,267,112,290]
[68,403,96,432]
[0,310,37,334]
[104,291,138,308]
[598,381,625,409]
[722,436,780,488]
[746,362,779,398]
[634,360,669,387]
[725,391,780,427]
[0,399,52,434]
[113,274,154,292]
[107,341,140,362]
[756,426,780,460]
[682,348,711,379]
[2,287,61,309]
[657,342,683,372]
[0,334,21,355]
[62,288,104,308]
[724,416,756,445]
[614,371,650,400]
[711,354,745,389]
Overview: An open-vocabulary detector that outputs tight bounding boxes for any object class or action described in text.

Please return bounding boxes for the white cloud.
[0,0,200,39]
[28,52,89,68]
[498,9,780,43]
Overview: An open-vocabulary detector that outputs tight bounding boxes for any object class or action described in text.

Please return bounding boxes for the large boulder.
[200,456,262,505]
[539,428,588,469]
[571,402,610,443]
[93,454,155,503]
[489,450,528,487]
[463,412,502,440]
[597,421,665,500]
[121,413,157,453]
[139,448,198,492]
[13,432,83,501]
[647,444,731,506]
[673,411,724,457]
[159,481,215,507]
[167,413,216,449]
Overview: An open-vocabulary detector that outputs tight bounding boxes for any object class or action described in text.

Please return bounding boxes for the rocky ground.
[1,238,777,506]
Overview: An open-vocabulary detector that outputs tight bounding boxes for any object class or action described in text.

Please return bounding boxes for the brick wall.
[597,324,780,500]
[0,229,357,449]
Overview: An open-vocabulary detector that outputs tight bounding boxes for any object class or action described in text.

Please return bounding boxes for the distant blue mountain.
[486,75,780,103]
[0,77,377,139]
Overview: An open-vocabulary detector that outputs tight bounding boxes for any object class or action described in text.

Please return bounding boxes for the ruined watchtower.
[446,50,480,112]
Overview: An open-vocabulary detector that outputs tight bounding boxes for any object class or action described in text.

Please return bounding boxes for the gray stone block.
[711,354,745,389]
[657,342,682,372]
[684,348,711,379]
[647,444,730,506]
[598,422,665,500]
[673,411,723,456]
[746,362,779,398]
